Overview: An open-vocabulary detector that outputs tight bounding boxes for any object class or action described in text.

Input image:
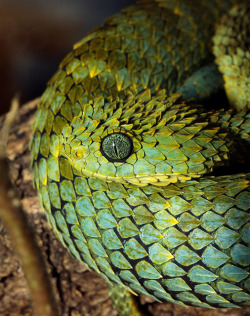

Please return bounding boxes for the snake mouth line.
[63,150,202,186]
[80,168,201,186]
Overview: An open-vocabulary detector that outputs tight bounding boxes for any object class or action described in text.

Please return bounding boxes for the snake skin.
[213,2,250,110]
[30,0,250,310]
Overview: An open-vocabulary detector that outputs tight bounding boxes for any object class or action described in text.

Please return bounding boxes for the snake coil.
[30,0,249,311]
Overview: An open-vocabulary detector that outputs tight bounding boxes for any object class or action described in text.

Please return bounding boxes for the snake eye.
[101,133,133,162]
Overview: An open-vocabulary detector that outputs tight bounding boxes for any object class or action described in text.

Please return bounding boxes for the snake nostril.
[101,133,133,162]
[75,151,82,158]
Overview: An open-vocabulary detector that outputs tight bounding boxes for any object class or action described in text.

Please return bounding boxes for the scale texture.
[30,0,249,310]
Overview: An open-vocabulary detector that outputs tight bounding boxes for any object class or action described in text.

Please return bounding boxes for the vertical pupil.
[113,140,118,157]
[101,133,133,161]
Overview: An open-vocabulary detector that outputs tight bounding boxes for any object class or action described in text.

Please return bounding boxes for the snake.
[30,0,250,313]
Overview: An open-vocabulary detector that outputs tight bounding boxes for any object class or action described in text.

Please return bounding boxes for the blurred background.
[0,0,136,114]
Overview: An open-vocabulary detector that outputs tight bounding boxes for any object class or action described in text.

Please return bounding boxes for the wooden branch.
[0,98,59,316]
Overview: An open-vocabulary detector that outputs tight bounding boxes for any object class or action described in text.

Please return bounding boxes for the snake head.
[60,89,232,186]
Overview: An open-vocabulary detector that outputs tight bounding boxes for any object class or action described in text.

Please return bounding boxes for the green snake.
[30,0,250,312]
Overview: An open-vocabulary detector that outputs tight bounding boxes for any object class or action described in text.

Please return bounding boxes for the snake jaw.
[60,134,201,186]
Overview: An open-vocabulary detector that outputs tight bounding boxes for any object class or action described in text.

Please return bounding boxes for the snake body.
[30,0,250,310]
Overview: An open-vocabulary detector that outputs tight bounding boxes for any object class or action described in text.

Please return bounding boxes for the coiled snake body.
[30,0,250,311]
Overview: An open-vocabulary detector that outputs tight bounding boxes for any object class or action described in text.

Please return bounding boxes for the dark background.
[0,0,136,114]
